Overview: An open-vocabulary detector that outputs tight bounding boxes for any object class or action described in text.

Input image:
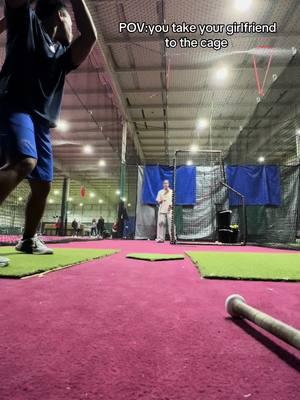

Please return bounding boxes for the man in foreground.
[0,0,97,267]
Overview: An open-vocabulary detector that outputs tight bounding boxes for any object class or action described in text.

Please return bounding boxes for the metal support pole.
[60,177,70,236]
[120,121,127,199]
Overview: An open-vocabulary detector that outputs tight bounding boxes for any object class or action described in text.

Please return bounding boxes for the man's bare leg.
[0,158,37,205]
[23,180,51,239]
[0,157,37,266]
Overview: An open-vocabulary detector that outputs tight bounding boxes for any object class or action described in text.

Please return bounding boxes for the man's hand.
[69,0,97,68]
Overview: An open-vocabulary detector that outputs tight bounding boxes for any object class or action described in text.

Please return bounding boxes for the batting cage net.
[171,150,247,245]
[0,181,31,245]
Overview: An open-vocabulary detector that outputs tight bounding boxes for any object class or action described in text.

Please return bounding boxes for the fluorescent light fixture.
[79,203,84,207]
[98,160,106,167]
[89,192,95,198]
[128,203,132,207]
[116,190,121,195]
[48,199,54,204]
[56,120,70,132]
[190,144,198,152]
[18,197,23,202]
[98,199,103,204]
[83,145,93,154]
[235,0,252,11]
[196,119,209,130]
[54,190,60,196]
[68,197,73,202]
[258,156,265,163]
[215,66,229,81]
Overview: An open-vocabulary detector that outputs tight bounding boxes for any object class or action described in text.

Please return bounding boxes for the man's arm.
[156,191,163,204]
[69,0,97,68]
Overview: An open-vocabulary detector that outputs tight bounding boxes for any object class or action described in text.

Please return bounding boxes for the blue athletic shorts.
[0,107,53,182]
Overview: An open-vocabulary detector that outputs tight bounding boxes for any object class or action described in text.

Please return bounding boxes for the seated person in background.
[71,218,79,237]
[55,216,62,236]
[90,219,97,236]
[111,221,118,239]
[97,216,105,238]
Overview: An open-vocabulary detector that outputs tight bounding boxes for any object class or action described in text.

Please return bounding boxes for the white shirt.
[156,189,173,214]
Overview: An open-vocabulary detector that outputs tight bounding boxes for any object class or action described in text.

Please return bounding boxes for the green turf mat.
[186,251,300,281]
[0,248,118,278]
[127,253,184,261]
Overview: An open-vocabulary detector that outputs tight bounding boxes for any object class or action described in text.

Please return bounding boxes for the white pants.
[157,212,172,241]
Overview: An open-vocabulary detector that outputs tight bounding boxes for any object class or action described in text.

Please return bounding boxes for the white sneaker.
[15,235,54,255]
[155,239,164,243]
[0,256,9,267]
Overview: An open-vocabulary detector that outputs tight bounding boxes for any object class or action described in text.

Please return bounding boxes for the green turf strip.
[126,253,184,261]
[0,248,118,278]
[186,251,300,281]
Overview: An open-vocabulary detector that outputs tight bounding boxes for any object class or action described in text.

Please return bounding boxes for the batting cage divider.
[171,150,247,246]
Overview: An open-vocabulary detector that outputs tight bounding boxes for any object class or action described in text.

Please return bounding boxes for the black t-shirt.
[0,2,76,127]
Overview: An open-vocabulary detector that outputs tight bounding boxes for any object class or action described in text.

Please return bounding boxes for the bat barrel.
[225,294,300,350]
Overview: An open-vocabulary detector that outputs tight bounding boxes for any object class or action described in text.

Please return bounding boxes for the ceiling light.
[79,203,84,207]
[196,119,209,130]
[215,66,229,81]
[56,120,70,132]
[121,197,127,202]
[48,199,54,204]
[98,160,106,167]
[235,0,252,12]
[68,197,73,202]
[98,199,103,204]
[83,145,93,154]
[186,160,193,166]
[190,144,198,152]
[258,156,265,163]
[89,192,95,198]
[116,190,120,195]
[54,190,60,196]
[128,203,132,207]
[18,197,23,202]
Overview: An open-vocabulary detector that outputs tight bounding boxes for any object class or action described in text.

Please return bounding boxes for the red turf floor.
[0,240,299,400]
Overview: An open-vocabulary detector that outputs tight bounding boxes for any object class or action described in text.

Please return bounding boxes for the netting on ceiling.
[227,52,300,166]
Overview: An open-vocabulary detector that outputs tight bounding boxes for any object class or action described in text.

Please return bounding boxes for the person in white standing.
[156,180,173,243]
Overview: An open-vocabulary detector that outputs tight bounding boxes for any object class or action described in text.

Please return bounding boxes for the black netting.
[225,51,300,250]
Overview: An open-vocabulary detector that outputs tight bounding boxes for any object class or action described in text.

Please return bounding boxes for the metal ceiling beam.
[123,85,300,93]
[115,63,300,74]
[132,116,280,122]
[61,104,115,111]
[138,126,283,132]
[128,103,294,109]
[64,88,112,95]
